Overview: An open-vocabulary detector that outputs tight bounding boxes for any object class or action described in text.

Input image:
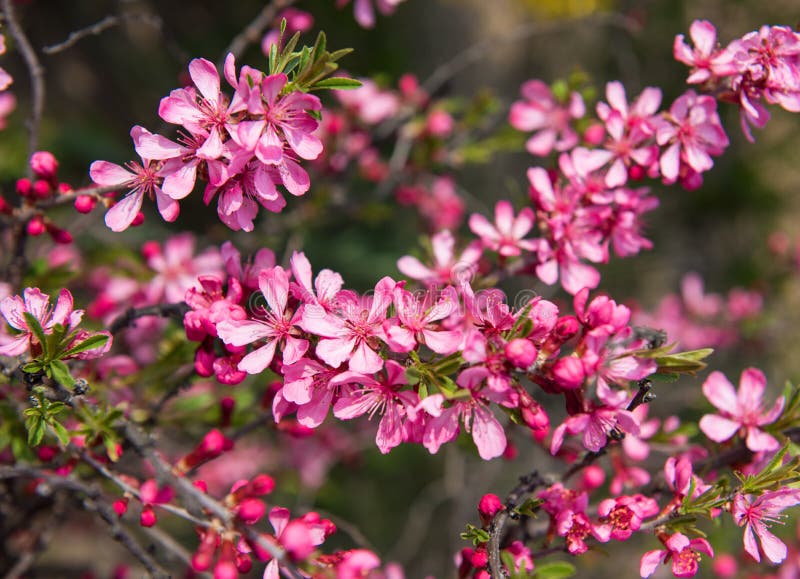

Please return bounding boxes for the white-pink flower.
[469,201,537,257]
[509,79,585,156]
[733,489,800,564]
[217,266,308,373]
[699,368,784,452]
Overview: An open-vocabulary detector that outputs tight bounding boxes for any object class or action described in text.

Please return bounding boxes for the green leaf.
[26,416,45,446]
[60,334,109,358]
[48,360,75,388]
[50,420,71,446]
[535,561,576,579]
[311,77,362,91]
[23,312,48,357]
[22,361,43,373]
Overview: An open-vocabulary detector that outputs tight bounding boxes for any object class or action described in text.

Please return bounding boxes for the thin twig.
[109,302,190,335]
[0,465,170,578]
[1,0,45,172]
[487,470,548,579]
[220,0,297,67]
[42,13,163,55]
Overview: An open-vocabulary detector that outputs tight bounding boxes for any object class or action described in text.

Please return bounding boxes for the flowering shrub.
[1,2,800,578]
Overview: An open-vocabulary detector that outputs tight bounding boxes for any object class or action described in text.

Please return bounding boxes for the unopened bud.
[74,194,96,214]
[32,179,51,199]
[583,122,606,145]
[130,211,145,227]
[236,498,266,524]
[26,215,46,236]
[30,151,58,181]
[16,177,32,197]
[505,338,538,369]
[140,505,157,527]
[552,356,585,389]
[478,493,504,527]
[47,224,73,245]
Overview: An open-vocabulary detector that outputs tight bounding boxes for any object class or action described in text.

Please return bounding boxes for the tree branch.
[1,0,45,172]
[42,13,163,55]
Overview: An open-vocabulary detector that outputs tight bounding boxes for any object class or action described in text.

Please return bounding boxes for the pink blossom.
[597,494,659,541]
[336,78,400,124]
[300,277,396,374]
[384,285,462,355]
[263,508,330,578]
[550,405,640,455]
[656,91,729,184]
[673,20,738,84]
[0,33,12,92]
[469,200,537,257]
[278,358,377,428]
[555,509,610,554]
[419,373,508,460]
[217,266,308,373]
[91,126,181,231]
[0,92,16,131]
[336,0,405,28]
[397,229,482,286]
[333,360,419,453]
[0,288,83,356]
[144,233,224,303]
[699,368,784,452]
[640,533,714,578]
[733,489,800,564]
[509,79,585,156]
[289,251,344,312]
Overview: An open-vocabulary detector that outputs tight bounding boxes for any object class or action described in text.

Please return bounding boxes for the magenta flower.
[699,368,784,452]
[733,489,800,564]
[640,533,714,578]
[384,285,462,355]
[0,288,82,356]
[656,91,729,184]
[469,200,537,258]
[397,229,482,286]
[673,20,738,84]
[550,405,640,455]
[216,266,308,373]
[509,79,585,156]
[300,277,396,374]
[597,494,659,541]
[333,360,419,453]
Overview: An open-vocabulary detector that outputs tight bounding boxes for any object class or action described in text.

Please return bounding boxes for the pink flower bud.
[426,109,454,137]
[553,315,580,342]
[194,480,208,494]
[37,446,58,462]
[200,429,228,455]
[478,493,504,527]
[628,164,646,180]
[398,73,419,98]
[113,498,129,517]
[712,553,738,578]
[0,194,10,214]
[237,498,266,524]
[552,356,585,389]
[130,211,145,227]
[581,465,606,491]
[140,505,157,527]
[30,151,58,181]
[220,396,235,427]
[250,474,275,495]
[74,194,96,214]
[583,122,606,145]
[192,551,213,572]
[16,177,32,197]
[57,183,72,195]
[47,224,73,245]
[141,240,161,261]
[471,547,489,568]
[213,561,238,579]
[26,215,46,236]
[505,338,538,369]
[235,554,252,573]
[32,179,51,199]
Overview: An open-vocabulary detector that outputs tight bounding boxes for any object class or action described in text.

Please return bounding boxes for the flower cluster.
[90,55,324,232]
